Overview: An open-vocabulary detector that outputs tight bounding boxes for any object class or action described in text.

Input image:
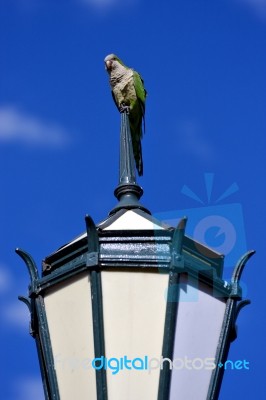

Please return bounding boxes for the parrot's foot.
[119,104,130,114]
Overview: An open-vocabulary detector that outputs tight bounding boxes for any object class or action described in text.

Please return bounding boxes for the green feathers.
[104,54,147,176]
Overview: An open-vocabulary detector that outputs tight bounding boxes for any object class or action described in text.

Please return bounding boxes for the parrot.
[104,54,147,176]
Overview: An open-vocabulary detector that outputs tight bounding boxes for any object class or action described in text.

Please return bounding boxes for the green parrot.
[104,54,147,176]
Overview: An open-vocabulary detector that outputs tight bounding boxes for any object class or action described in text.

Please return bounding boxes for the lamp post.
[17,112,255,400]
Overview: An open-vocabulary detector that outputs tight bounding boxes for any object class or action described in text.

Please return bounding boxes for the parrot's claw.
[120,104,130,114]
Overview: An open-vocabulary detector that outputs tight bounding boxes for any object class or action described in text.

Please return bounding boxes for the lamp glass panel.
[101,270,169,400]
[44,271,97,400]
[169,274,226,400]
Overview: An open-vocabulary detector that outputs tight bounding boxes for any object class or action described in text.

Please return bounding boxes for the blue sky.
[0,0,265,398]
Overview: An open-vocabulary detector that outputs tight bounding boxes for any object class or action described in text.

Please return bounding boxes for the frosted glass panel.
[170,274,226,400]
[44,272,97,400]
[101,270,169,400]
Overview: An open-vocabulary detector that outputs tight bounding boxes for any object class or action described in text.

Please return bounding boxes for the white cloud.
[15,377,45,400]
[235,0,266,19]
[82,0,118,6]
[0,265,11,293]
[3,301,30,329]
[0,106,70,147]
[80,0,136,11]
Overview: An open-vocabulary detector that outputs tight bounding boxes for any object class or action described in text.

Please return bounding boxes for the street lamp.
[17,112,255,400]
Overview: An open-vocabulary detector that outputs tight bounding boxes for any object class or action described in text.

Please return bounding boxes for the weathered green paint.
[85,216,108,400]
[35,296,60,400]
[207,250,255,400]
[158,218,187,400]
[110,112,150,215]
[16,201,254,400]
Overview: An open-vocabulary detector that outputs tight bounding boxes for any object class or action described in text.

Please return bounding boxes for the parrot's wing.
[133,71,147,131]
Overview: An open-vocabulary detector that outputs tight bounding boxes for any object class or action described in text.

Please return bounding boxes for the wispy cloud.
[82,0,118,7]
[235,0,266,19]
[2,301,30,329]
[80,0,136,11]
[0,265,11,293]
[15,377,45,400]
[0,262,30,329]
[0,106,70,147]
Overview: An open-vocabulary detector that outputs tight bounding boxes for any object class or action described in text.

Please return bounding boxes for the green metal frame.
[17,219,255,400]
[110,111,150,215]
[157,223,255,400]
[158,217,187,400]
[16,249,60,400]
[85,216,108,400]
[17,113,255,400]
[207,250,255,400]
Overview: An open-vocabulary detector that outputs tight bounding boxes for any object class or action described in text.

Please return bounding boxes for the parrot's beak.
[105,60,112,71]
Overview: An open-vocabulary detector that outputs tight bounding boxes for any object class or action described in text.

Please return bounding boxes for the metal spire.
[109,111,150,215]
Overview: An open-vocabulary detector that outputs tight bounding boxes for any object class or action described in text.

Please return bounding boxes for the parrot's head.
[104,54,125,73]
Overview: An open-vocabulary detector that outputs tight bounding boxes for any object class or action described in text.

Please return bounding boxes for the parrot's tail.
[137,140,143,176]
[131,135,143,177]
